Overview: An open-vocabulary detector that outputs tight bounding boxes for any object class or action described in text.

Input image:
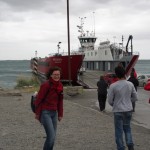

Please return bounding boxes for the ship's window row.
[86,51,107,57]
[98,44,110,50]
[80,38,96,43]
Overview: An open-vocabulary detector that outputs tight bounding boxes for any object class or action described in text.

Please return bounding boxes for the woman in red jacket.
[144,81,150,103]
[144,81,150,91]
[34,66,63,150]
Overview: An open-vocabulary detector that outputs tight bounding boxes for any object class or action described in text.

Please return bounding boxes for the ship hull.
[31,54,84,83]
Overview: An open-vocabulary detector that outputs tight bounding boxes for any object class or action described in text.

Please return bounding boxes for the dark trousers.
[132,102,135,112]
[98,94,107,111]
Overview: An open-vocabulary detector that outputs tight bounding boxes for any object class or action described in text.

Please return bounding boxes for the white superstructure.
[77,17,139,74]
[77,25,125,62]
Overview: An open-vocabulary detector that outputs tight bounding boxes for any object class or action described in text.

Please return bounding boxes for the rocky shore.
[0,88,150,150]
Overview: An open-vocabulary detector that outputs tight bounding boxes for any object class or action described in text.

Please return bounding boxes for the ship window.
[95,52,97,56]
[96,62,98,69]
[105,50,107,55]
[108,62,110,70]
[91,52,93,56]
[87,52,89,56]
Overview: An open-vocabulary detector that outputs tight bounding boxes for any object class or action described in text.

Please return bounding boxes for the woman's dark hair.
[115,66,126,79]
[46,66,62,79]
[100,75,104,80]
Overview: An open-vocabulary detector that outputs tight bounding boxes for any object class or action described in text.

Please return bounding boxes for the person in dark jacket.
[128,72,139,112]
[97,75,108,111]
[34,66,63,150]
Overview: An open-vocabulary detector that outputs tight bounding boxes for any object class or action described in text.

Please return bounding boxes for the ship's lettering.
[52,58,62,63]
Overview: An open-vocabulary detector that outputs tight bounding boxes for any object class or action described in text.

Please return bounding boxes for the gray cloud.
[0,0,150,59]
[0,0,55,11]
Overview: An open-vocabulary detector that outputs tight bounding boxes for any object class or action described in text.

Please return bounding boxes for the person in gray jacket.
[108,66,138,150]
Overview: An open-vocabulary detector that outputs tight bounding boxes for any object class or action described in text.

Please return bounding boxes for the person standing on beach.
[131,68,137,79]
[108,66,138,150]
[128,72,139,112]
[144,81,150,103]
[34,66,63,150]
[97,75,108,112]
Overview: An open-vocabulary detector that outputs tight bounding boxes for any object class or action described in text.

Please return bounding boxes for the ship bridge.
[78,36,97,51]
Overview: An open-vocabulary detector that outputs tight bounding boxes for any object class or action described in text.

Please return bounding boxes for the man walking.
[108,66,138,150]
[128,72,139,112]
[97,75,108,112]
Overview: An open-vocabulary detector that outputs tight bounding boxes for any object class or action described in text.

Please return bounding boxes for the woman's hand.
[58,117,62,121]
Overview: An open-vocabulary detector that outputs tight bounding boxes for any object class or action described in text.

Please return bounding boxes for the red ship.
[31,52,84,84]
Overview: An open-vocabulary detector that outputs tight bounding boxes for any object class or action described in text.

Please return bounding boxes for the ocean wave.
[0,70,32,74]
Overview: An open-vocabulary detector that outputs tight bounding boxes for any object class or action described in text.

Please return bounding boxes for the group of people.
[97,66,138,150]
[33,65,139,150]
[97,67,139,112]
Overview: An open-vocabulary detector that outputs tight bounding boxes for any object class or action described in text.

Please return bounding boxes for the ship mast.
[57,42,61,54]
[77,16,97,51]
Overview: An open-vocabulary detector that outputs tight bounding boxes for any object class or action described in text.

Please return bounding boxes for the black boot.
[128,145,134,150]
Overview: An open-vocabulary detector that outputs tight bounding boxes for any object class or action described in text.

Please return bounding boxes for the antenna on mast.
[35,50,37,57]
[93,11,95,36]
[77,17,86,36]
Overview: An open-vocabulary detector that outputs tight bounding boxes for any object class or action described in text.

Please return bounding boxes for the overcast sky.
[0,0,150,60]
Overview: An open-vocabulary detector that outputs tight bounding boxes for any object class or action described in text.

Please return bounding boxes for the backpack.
[30,81,51,113]
[31,92,38,113]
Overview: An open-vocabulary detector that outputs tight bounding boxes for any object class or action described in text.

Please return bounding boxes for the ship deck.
[78,70,106,89]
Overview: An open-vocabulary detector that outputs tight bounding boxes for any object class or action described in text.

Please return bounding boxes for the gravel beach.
[0,88,150,150]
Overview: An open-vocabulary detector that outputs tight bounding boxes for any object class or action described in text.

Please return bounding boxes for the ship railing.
[132,51,140,55]
[123,51,140,56]
[48,51,84,56]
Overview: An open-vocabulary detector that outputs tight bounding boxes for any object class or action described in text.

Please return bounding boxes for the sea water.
[0,60,32,89]
[0,59,149,89]
[134,59,150,75]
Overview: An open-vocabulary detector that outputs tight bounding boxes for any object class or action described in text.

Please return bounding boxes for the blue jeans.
[41,110,58,150]
[114,112,134,150]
